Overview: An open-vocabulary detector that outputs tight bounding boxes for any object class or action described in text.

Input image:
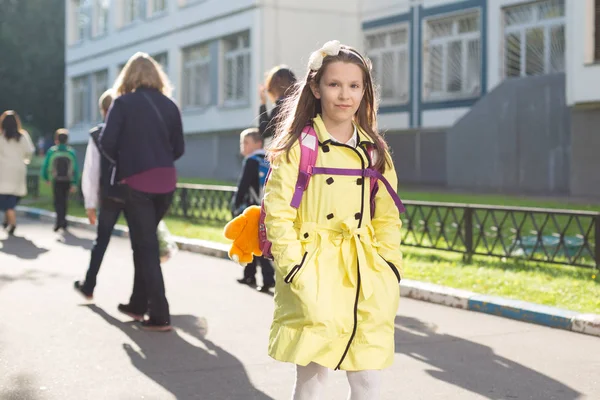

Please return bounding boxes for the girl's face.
[311,61,365,125]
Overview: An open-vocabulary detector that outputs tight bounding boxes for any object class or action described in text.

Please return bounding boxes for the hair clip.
[308,40,342,71]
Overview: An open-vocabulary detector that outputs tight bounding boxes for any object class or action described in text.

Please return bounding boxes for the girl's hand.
[259,85,267,105]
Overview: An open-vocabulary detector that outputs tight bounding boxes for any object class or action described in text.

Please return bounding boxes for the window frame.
[422,9,482,102]
[364,23,411,107]
[502,0,566,78]
[71,75,91,126]
[182,43,212,110]
[221,31,251,108]
[73,0,93,43]
[91,70,109,123]
[153,52,169,75]
[123,0,145,26]
[148,0,168,17]
[93,0,110,38]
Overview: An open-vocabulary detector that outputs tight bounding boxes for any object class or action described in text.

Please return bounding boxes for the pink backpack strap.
[290,125,318,209]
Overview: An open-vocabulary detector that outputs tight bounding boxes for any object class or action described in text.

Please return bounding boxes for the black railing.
[26,173,40,198]
[170,184,236,225]
[168,184,599,269]
[403,201,599,269]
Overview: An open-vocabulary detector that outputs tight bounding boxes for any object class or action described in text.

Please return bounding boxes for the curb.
[14,206,600,338]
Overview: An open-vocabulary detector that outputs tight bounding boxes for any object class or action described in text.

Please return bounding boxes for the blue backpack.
[248,153,270,204]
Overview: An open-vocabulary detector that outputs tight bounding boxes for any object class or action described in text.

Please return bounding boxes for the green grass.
[177,177,236,186]
[23,176,600,314]
[161,222,600,314]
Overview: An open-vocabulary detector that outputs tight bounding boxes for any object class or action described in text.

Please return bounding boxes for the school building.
[64,0,600,197]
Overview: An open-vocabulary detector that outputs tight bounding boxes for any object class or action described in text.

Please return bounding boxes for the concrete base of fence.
[13,205,600,339]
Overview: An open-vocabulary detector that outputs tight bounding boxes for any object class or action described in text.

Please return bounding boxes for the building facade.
[65,0,360,180]
[566,0,600,197]
[361,0,576,195]
[66,0,598,197]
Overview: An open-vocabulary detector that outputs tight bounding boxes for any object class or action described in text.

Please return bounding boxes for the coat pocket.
[378,254,401,283]
[284,251,309,284]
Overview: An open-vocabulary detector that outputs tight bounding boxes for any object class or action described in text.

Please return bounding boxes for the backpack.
[51,150,74,183]
[248,153,270,205]
[258,124,406,260]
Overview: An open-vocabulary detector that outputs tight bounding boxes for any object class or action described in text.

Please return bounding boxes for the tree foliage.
[0,0,65,138]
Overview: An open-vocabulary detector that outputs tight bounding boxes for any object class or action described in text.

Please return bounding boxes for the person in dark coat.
[100,52,185,332]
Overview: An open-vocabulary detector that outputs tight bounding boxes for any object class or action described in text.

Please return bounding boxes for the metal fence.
[26,177,599,269]
[26,174,40,198]
[169,184,599,269]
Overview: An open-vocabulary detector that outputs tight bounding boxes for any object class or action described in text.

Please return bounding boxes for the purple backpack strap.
[290,125,319,209]
[363,169,406,213]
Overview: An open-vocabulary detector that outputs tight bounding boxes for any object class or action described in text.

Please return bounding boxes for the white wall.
[261,0,361,82]
[361,0,411,22]
[421,107,469,128]
[566,0,600,106]
[379,112,410,131]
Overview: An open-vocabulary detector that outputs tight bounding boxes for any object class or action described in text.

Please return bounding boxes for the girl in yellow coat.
[264,40,403,399]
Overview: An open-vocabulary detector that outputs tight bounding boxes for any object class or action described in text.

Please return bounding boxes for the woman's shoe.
[117,303,145,322]
[73,281,93,300]
[7,225,16,235]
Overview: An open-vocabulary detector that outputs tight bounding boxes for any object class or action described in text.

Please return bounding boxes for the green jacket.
[41,144,80,185]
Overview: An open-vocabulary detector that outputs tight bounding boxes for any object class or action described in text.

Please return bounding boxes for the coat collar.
[311,114,375,146]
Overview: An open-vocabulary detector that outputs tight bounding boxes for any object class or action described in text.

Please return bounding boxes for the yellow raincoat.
[264,115,403,371]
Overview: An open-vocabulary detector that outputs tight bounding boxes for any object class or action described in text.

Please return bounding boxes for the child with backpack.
[262,40,404,399]
[41,128,79,232]
[231,127,275,293]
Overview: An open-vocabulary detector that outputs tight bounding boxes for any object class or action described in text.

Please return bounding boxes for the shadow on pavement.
[0,235,49,260]
[0,373,40,400]
[57,230,94,250]
[394,315,581,400]
[86,305,274,400]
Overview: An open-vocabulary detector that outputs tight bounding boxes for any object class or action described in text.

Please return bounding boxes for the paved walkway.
[0,220,598,399]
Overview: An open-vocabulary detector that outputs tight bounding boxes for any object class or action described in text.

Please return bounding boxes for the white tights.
[292,363,382,400]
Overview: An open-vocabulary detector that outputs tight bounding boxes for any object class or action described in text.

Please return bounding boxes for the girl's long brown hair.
[267,44,390,172]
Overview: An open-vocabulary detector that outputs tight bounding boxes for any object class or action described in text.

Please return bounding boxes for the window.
[423,11,481,101]
[153,52,169,75]
[222,32,251,106]
[182,44,211,108]
[503,0,565,77]
[74,0,92,42]
[365,26,410,105]
[91,70,109,122]
[124,0,144,24]
[93,0,110,37]
[149,0,167,15]
[72,76,91,125]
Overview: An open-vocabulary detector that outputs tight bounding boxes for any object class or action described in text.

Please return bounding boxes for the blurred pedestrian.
[258,65,297,147]
[100,52,185,332]
[74,89,128,300]
[0,110,35,235]
[231,127,274,293]
[41,128,79,232]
